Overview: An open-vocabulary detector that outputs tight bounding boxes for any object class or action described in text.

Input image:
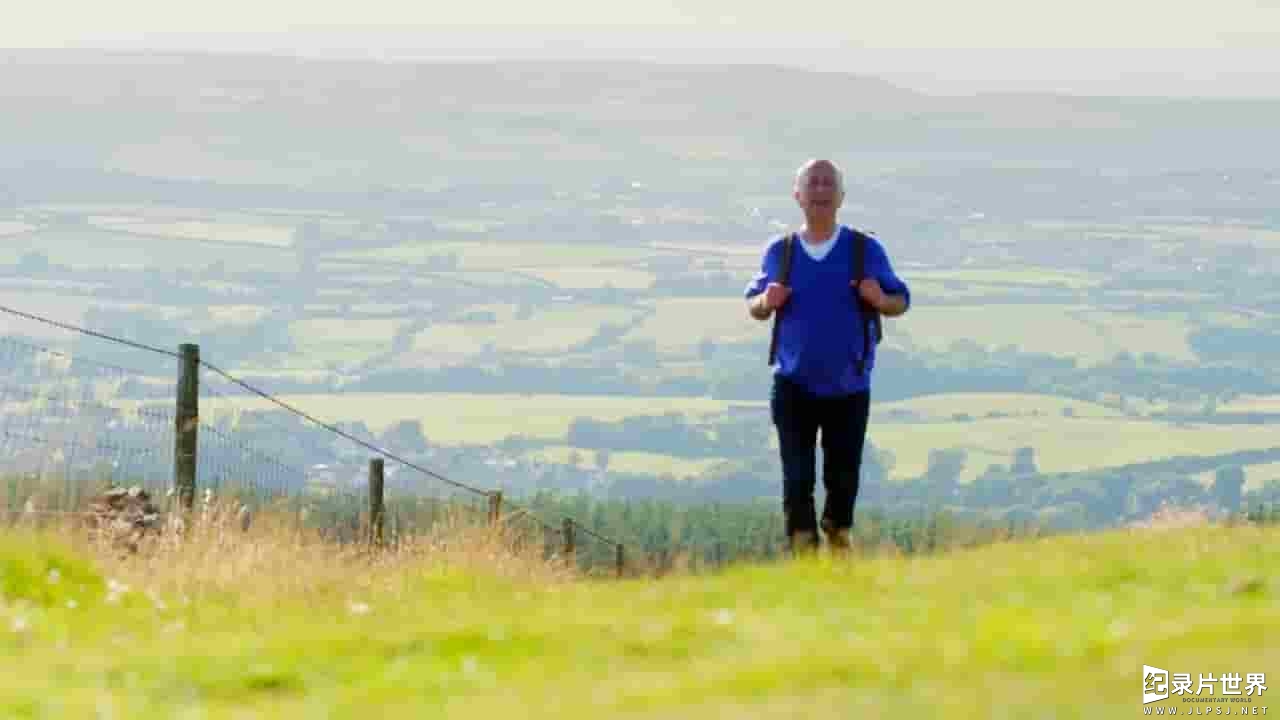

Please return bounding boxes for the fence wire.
[0,335,175,516]
[0,303,642,575]
[197,371,325,508]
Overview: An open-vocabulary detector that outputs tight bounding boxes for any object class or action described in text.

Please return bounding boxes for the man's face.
[794,163,843,215]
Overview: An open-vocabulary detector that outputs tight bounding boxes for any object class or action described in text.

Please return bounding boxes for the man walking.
[744,159,911,555]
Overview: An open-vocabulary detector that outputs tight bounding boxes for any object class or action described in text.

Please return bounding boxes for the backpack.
[768,228,883,370]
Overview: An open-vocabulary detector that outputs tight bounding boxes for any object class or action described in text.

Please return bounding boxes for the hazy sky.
[6,0,1280,96]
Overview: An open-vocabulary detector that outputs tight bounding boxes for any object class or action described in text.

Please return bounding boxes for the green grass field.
[525,445,732,480]
[204,305,271,326]
[1243,463,1280,492]
[1,521,1274,718]
[893,304,1106,358]
[1222,395,1280,414]
[0,291,144,341]
[626,298,764,351]
[111,219,297,247]
[892,304,1196,364]
[1118,221,1280,248]
[872,416,1280,482]
[1020,218,1280,248]
[339,240,672,270]
[139,385,1280,485]
[0,230,298,272]
[515,266,657,290]
[409,303,638,359]
[873,392,1125,422]
[909,266,1103,289]
[27,203,267,219]
[0,221,33,236]
[186,392,744,445]
[284,318,405,367]
[890,279,1053,303]
[289,318,406,343]
[1196,462,1280,493]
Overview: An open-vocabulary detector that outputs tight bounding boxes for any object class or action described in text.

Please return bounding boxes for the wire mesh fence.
[0,303,647,576]
[196,366,334,510]
[0,335,176,519]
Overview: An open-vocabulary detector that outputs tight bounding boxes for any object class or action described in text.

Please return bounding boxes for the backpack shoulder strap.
[767,233,795,366]
[779,232,795,284]
[848,229,883,370]
[850,226,866,284]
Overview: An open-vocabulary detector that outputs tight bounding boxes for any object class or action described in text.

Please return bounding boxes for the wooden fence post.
[369,458,385,547]
[562,518,575,563]
[488,490,502,526]
[615,543,624,579]
[173,343,199,513]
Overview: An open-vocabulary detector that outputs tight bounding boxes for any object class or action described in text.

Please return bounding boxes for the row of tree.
[290,486,1280,575]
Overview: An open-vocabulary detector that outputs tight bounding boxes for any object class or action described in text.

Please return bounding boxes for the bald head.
[793,158,844,222]
[795,159,844,195]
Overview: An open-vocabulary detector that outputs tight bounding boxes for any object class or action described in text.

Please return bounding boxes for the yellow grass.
[0,497,570,634]
[2,514,1275,718]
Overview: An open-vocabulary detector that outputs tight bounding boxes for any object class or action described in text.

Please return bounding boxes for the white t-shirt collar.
[797,224,844,262]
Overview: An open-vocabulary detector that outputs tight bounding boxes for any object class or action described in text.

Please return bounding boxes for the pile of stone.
[85,486,163,553]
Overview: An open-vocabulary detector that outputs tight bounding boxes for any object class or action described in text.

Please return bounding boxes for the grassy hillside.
[1,518,1274,718]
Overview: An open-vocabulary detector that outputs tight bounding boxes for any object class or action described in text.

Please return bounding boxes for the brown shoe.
[825,526,852,556]
[789,529,819,557]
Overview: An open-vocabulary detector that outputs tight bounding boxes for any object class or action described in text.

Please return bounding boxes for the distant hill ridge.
[3,48,1279,180]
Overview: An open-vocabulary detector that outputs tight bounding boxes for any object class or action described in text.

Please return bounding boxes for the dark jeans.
[770,374,871,540]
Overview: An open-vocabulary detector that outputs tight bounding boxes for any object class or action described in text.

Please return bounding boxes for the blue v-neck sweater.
[744,226,911,397]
